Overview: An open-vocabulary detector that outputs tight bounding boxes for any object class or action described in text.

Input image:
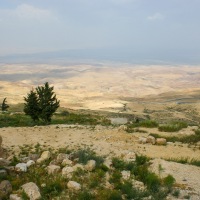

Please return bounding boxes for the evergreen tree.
[36,82,60,123]
[1,98,9,112]
[24,90,40,121]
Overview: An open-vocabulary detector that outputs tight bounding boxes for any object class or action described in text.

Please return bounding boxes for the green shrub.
[172,189,180,198]
[76,190,95,200]
[126,120,158,133]
[146,173,161,192]
[163,175,175,189]
[74,148,104,166]
[158,121,188,132]
[150,131,200,144]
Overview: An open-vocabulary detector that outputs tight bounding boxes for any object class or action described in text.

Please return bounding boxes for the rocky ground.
[0,123,200,199]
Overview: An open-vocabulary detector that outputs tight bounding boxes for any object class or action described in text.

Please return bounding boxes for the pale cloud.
[0,4,57,22]
[147,13,164,21]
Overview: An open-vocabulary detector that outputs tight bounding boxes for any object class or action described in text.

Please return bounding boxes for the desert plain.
[0,63,200,197]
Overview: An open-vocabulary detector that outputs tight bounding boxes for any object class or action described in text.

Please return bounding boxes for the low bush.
[74,148,104,167]
[158,121,188,132]
[150,130,200,144]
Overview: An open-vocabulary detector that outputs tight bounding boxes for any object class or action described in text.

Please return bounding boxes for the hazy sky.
[0,0,200,63]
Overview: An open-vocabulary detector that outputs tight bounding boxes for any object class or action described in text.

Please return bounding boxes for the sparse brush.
[158,121,188,132]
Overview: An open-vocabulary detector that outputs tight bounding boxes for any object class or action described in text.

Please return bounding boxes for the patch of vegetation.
[158,121,188,132]
[0,112,111,128]
[166,157,200,167]
[126,120,158,133]
[150,129,200,144]
[3,146,178,200]
[73,148,104,166]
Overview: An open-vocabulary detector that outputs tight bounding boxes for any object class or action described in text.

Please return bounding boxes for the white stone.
[146,136,156,145]
[10,194,22,200]
[26,160,35,168]
[15,163,27,172]
[138,137,147,144]
[47,165,60,175]
[103,158,112,169]
[156,138,167,145]
[21,182,41,200]
[132,180,145,190]
[85,160,96,171]
[121,170,131,180]
[67,181,81,191]
[124,152,136,162]
[36,151,51,164]
[56,153,68,163]
[61,158,73,166]
[62,166,74,178]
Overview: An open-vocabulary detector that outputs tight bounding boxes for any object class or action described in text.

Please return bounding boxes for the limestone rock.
[56,153,69,163]
[85,160,96,171]
[0,136,2,146]
[47,165,60,175]
[146,136,156,145]
[0,180,12,198]
[26,160,35,168]
[15,163,27,172]
[121,170,131,180]
[67,181,81,191]
[61,158,73,166]
[124,152,136,162]
[10,194,22,200]
[62,166,74,178]
[138,137,147,144]
[132,180,145,190]
[36,151,51,164]
[21,182,41,200]
[103,158,112,169]
[156,138,167,145]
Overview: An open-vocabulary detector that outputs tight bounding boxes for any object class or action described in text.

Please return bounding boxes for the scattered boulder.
[26,160,35,168]
[132,180,145,190]
[85,160,96,171]
[103,158,112,169]
[36,151,51,164]
[47,165,60,175]
[124,152,136,162]
[118,125,127,132]
[67,181,81,191]
[15,163,27,172]
[62,166,74,178]
[56,153,69,163]
[138,137,147,144]
[121,170,131,180]
[61,158,73,166]
[10,194,22,200]
[21,182,41,200]
[0,180,12,198]
[156,138,167,145]
[146,136,156,145]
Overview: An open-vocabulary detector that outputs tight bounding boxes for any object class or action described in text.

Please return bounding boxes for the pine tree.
[36,82,60,123]
[1,98,9,112]
[24,90,40,121]
[24,83,60,123]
